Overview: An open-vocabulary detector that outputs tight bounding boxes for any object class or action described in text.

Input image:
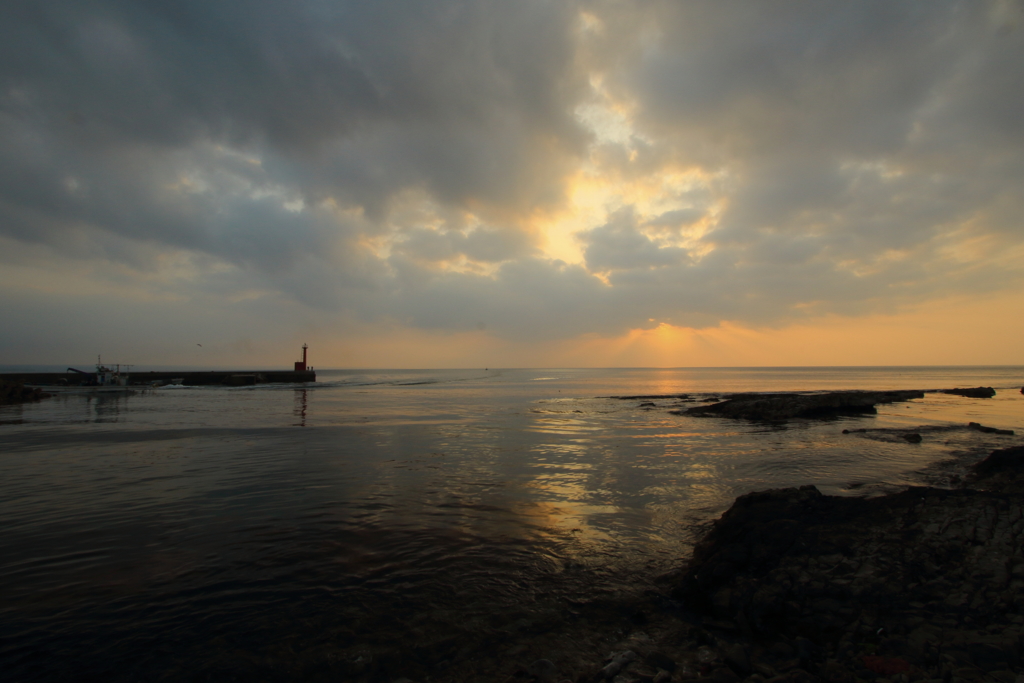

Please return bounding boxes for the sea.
[2,366,1024,681]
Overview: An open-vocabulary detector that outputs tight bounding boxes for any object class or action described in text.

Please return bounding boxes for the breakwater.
[0,370,316,387]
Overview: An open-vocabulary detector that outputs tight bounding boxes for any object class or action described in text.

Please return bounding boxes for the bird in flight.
[197,343,202,347]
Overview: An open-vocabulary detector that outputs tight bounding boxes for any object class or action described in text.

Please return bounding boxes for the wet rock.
[602,651,638,679]
[765,669,817,683]
[569,444,1024,683]
[862,656,914,676]
[0,379,51,405]
[684,390,924,421]
[644,651,676,672]
[723,643,752,675]
[903,433,923,443]
[819,660,856,683]
[794,637,817,664]
[656,445,1024,683]
[527,658,557,682]
[605,394,691,400]
[709,666,742,683]
[677,662,701,679]
[697,645,720,666]
[941,387,996,398]
[969,447,1024,491]
[968,422,1015,435]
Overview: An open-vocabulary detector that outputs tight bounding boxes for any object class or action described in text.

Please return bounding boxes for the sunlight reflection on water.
[1,367,1023,679]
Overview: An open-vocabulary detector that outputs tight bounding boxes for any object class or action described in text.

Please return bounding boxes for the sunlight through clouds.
[1,0,1022,365]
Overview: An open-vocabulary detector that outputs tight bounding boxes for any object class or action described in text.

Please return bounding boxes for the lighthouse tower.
[294,344,308,372]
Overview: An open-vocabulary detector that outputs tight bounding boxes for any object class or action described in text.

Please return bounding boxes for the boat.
[67,357,130,387]
[51,357,135,393]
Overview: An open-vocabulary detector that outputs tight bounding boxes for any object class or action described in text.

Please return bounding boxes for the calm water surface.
[2,367,1023,680]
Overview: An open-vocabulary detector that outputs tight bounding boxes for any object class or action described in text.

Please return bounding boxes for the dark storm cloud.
[0,0,588,246]
[1,0,582,150]
[1,0,1023,352]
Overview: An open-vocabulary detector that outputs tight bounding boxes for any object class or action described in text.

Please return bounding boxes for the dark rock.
[653,670,672,683]
[968,422,1015,435]
[862,655,912,676]
[794,637,817,663]
[941,387,996,398]
[819,660,856,683]
[968,642,1017,672]
[604,394,690,400]
[671,480,1024,642]
[765,669,817,683]
[969,447,1024,492]
[644,651,676,672]
[527,658,556,681]
[685,390,924,421]
[0,379,51,405]
[722,643,752,675]
[708,666,741,683]
[676,662,701,680]
[575,443,1024,683]
[602,650,637,679]
[903,433,923,443]
[704,618,740,632]
[639,402,656,407]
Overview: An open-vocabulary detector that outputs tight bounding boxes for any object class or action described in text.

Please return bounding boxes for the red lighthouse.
[294,344,308,372]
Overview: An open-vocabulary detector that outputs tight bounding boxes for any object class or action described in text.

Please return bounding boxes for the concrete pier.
[1,370,316,387]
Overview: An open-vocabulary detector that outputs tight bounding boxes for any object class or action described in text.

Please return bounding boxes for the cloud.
[0,0,589,243]
[1,0,1023,362]
[646,208,705,230]
[580,206,689,272]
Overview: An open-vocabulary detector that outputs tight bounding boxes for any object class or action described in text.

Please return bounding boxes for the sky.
[2,0,1023,368]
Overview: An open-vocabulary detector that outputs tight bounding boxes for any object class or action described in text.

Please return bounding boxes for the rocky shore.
[526,445,1024,683]
[0,379,50,405]
[393,391,1024,683]
[681,391,926,421]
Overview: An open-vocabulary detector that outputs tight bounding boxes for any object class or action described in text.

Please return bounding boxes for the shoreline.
[392,446,1024,683]
[538,445,1024,683]
[3,381,1023,681]
[423,442,1024,683]
[0,379,50,405]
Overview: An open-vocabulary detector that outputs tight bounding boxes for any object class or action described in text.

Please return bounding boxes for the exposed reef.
[536,446,1024,683]
[941,387,997,399]
[971,422,1016,436]
[679,390,925,421]
[649,447,1024,683]
[606,394,693,401]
